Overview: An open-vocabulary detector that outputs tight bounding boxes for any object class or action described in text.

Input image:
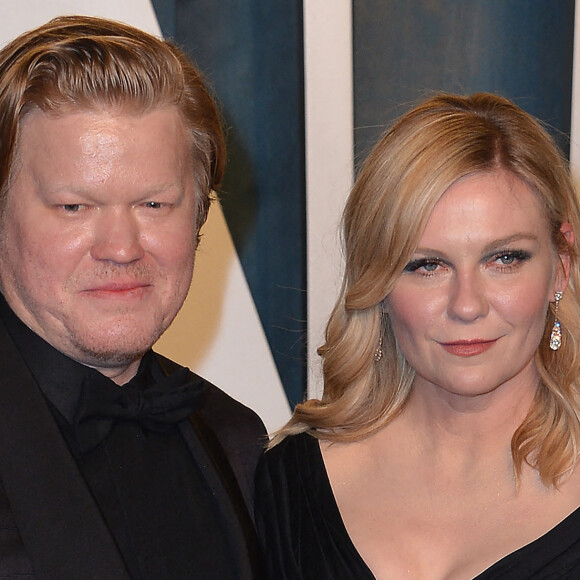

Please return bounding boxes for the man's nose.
[90,208,145,263]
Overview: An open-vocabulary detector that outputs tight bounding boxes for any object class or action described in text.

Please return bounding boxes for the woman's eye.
[492,250,531,267]
[498,253,516,265]
[404,258,443,273]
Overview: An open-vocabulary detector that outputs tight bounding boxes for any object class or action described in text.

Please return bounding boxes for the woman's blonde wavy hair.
[274,92,580,486]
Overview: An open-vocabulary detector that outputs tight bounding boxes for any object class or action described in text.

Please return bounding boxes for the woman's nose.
[447,272,489,322]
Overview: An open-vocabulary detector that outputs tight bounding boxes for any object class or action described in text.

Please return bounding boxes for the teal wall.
[152,0,307,406]
[354,1,575,160]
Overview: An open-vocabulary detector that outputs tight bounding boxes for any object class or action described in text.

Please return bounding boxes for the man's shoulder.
[154,351,265,436]
[199,380,266,435]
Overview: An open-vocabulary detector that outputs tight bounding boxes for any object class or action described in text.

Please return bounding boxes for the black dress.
[255,432,580,579]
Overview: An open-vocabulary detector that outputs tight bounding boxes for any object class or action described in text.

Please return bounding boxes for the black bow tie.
[71,364,205,454]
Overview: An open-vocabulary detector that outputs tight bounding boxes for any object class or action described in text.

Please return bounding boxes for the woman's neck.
[383,376,538,482]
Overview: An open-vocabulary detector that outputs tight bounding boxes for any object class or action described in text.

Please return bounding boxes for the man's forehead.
[18,104,193,158]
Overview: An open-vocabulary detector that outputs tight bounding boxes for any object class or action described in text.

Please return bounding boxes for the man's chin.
[68,333,162,370]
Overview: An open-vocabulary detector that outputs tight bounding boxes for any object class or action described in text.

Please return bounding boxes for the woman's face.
[385,170,572,402]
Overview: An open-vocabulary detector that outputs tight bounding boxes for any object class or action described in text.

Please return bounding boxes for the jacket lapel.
[180,413,263,579]
[0,321,130,580]
[156,353,263,578]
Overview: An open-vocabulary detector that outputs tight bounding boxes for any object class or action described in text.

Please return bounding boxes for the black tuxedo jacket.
[0,320,266,579]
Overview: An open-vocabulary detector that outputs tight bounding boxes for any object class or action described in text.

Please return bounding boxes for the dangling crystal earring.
[374,306,385,362]
[549,291,563,351]
[374,336,383,362]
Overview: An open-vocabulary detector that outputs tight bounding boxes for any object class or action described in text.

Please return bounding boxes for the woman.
[255,93,580,579]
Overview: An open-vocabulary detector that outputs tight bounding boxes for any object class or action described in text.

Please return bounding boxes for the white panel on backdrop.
[0,0,161,46]
[156,202,291,432]
[0,0,290,433]
[304,0,354,399]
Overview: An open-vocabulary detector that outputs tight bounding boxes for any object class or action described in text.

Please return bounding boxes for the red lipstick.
[440,340,497,357]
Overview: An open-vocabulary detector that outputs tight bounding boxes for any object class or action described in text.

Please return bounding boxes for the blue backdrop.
[152,0,307,407]
[354,0,575,160]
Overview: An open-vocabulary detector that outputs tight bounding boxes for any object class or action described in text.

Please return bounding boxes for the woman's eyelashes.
[403,257,446,276]
[403,249,533,277]
[488,249,532,271]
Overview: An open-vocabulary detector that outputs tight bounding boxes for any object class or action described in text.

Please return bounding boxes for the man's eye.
[144,201,163,209]
[62,204,82,212]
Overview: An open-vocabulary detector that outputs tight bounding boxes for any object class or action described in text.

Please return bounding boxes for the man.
[0,15,265,580]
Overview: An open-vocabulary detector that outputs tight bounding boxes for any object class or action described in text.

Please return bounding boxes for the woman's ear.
[556,222,575,291]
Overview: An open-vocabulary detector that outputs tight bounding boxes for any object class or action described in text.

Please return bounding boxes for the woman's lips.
[440,339,497,357]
